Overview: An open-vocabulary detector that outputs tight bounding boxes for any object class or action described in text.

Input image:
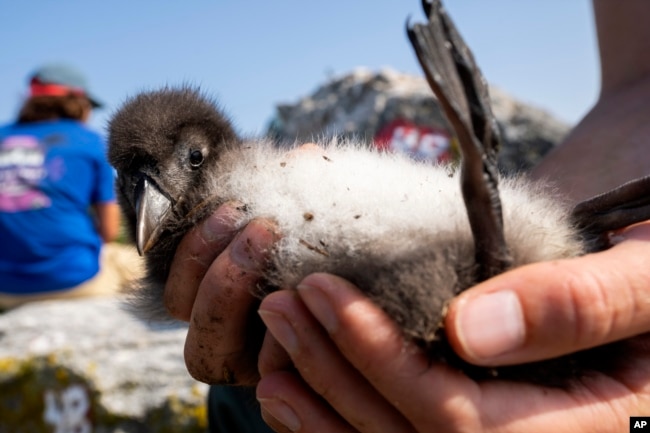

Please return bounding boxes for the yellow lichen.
[0,357,19,374]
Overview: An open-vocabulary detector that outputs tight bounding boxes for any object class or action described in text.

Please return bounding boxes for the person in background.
[0,64,135,309]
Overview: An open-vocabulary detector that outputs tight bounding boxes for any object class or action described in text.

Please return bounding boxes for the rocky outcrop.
[267,68,570,172]
[0,297,208,433]
[489,86,570,173]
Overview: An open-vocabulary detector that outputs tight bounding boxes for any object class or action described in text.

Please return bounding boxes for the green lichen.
[145,392,208,433]
[0,356,104,433]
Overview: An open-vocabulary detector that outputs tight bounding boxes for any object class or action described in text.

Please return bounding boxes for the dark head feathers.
[108,86,239,227]
[108,86,238,167]
[108,87,241,298]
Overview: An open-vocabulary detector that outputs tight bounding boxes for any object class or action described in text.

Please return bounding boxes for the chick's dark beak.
[134,175,172,255]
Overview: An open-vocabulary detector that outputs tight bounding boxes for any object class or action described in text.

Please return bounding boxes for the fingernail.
[258,398,301,432]
[455,291,525,360]
[296,282,339,333]
[608,230,626,246]
[609,223,650,245]
[258,310,299,355]
[230,228,271,271]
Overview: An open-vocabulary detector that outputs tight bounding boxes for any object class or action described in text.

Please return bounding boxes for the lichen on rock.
[0,297,208,433]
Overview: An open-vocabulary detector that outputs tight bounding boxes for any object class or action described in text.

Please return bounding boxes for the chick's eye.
[189,150,204,168]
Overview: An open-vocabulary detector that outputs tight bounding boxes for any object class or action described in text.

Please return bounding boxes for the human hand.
[164,202,279,385]
[256,222,650,432]
[163,143,324,386]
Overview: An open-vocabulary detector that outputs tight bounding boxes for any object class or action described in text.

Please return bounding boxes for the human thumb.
[445,222,650,366]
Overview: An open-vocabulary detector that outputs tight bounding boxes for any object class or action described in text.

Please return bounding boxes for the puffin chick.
[108,86,626,386]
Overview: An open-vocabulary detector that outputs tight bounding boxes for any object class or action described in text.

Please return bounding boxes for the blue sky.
[0,1,598,137]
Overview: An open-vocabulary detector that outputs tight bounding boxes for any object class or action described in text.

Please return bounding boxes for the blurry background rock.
[0,297,208,433]
[267,68,570,173]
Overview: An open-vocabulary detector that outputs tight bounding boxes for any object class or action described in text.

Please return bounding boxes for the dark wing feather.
[572,175,650,251]
[407,0,512,281]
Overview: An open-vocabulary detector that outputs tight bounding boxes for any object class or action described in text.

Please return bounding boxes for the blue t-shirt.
[0,120,116,293]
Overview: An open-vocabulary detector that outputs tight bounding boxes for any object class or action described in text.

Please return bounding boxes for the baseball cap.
[29,63,104,108]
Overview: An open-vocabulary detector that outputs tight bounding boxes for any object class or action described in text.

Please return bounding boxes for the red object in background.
[374,119,453,163]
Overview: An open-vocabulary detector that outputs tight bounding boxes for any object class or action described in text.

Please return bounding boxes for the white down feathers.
[207,140,584,289]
